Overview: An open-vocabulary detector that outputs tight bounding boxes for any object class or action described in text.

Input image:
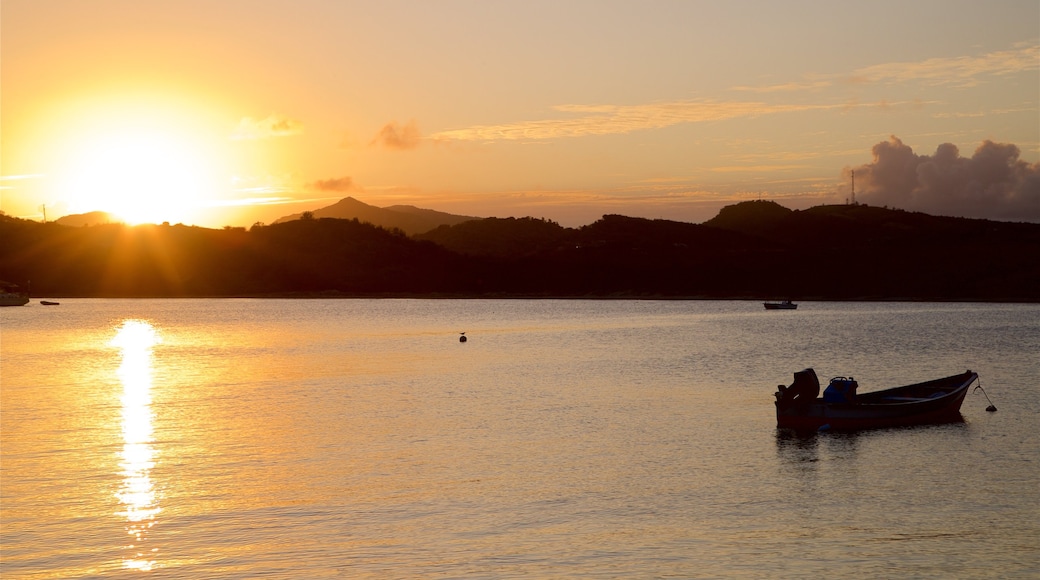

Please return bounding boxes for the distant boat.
[763,300,797,310]
[0,291,30,307]
[40,300,60,306]
[774,368,978,431]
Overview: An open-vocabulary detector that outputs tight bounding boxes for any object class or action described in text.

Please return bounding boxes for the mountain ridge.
[273,196,478,235]
[2,200,1037,301]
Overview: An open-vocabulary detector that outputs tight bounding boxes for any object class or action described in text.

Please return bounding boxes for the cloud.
[231,114,303,140]
[429,43,1038,145]
[850,43,1038,88]
[432,100,838,142]
[732,79,833,93]
[852,136,1040,221]
[202,196,298,207]
[737,42,1039,93]
[0,173,45,190]
[736,42,1035,94]
[0,174,45,181]
[711,165,810,174]
[372,120,422,150]
[309,177,356,192]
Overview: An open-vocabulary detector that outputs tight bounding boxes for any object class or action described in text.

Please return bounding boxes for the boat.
[774,368,978,431]
[0,291,30,307]
[764,300,797,310]
[40,300,60,306]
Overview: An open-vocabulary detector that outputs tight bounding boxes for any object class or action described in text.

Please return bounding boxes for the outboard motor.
[776,368,820,408]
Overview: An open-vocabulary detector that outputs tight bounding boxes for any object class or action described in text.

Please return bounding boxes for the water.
[2,300,1038,578]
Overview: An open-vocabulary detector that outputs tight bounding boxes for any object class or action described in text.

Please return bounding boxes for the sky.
[2,0,1038,228]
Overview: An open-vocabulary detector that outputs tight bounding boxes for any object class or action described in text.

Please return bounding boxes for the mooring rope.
[973,379,997,412]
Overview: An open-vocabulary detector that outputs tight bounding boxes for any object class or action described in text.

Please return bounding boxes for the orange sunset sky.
[2,0,1038,228]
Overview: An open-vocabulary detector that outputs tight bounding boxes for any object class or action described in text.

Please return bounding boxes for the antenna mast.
[851,171,856,205]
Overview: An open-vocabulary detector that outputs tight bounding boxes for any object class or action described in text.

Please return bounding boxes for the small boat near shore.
[1,291,30,307]
[40,300,60,306]
[775,368,978,431]
[764,300,797,310]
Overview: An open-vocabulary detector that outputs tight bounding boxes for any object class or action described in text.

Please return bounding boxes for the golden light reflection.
[111,320,162,571]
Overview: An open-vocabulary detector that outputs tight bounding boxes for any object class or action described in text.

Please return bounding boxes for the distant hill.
[417,217,573,257]
[274,197,478,235]
[705,200,1016,248]
[700,200,1040,299]
[411,203,1040,300]
[54,211,118,227]
[2,202,1038,300]
[416,214,764,258]
[703,200,793,234]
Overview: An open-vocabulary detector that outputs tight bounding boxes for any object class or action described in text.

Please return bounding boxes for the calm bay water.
[2,299,1038,578]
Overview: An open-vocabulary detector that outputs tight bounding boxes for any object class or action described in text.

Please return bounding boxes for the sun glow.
[57,129,221,225]
[30,90,234,226]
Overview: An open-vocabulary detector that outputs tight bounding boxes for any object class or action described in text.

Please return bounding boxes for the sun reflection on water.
[112,320,161,571]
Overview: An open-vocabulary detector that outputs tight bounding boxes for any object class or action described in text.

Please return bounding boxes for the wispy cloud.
[850,43,1038,88]
[422,42,1031,147]
[0,174,45,190]
[429,42,1036,145]
[203,195,343,208]
[738,42,1039,93]
[732,79,833,93]
[0,174,45,180]
[231,114,303,140]
[932,105,1037,119]
[432,101,839,142]
[710,165,811,173]
[202,196,297,207]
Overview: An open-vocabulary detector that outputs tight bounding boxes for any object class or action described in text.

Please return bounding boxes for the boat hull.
[764,302,797,310]
[0,293,30,307]
[775,370,976,431]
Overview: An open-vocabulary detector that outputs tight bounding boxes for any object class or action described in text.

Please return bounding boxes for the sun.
[58,129,220,225]
[38,91,231,226]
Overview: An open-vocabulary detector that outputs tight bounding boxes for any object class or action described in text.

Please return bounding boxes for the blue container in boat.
[823,377,858,403]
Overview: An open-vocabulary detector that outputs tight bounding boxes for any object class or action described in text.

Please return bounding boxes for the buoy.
[973,383,997,412]
[459,332,467,343]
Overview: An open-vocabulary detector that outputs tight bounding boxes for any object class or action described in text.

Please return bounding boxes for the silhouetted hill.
[700,201,1040,299]
[576,214,761,252]
[2,203,1038,300]
[532,215,772,296]
[54,211,118,227]
[703,199,793,234]
[274,197,478,235]
[0,216,474,296]
[384,203,477,225]
[417,217,573,257]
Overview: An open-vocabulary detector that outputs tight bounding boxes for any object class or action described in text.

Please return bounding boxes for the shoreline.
[13,292,1040,304]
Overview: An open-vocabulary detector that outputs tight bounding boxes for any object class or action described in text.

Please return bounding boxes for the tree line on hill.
[1,201,1038,301]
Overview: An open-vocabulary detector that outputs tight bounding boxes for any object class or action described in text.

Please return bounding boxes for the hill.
[274,197,478,235]
[417,217,573,257]
[1,202,1038,300]
[701,201,1040,299]
[53,211,118,227]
